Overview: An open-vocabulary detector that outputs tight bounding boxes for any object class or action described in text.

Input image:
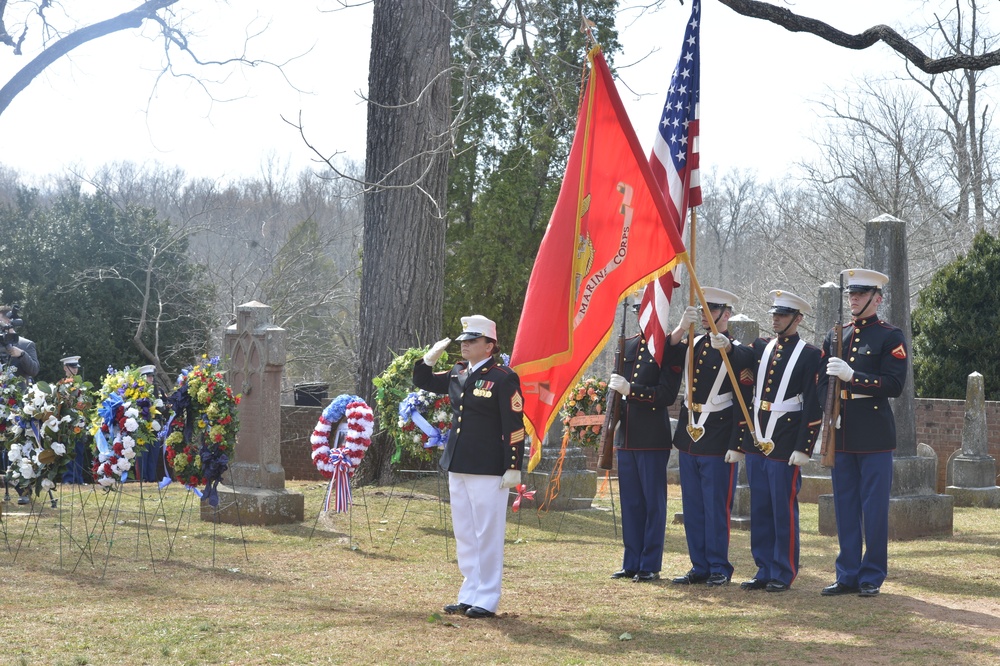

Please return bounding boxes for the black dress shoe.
[858,583,881,597]
[765,581,789,592]
[740,578,768,590]
[611,569,638,580]
[672,569,710,585]
[16,496,29,506]
[706,573,730,587]
[465,606,496,618]
[821,581,859,596]
[633,571,660,582]
[444,603,471,614]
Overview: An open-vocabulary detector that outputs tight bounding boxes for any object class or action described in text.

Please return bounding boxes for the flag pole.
[686,207,697,420]
[682,254,758,443]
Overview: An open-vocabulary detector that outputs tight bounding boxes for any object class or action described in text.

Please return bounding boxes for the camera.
[1,304,22,347]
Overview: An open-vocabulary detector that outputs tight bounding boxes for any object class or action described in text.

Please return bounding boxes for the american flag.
[640,0,702,365]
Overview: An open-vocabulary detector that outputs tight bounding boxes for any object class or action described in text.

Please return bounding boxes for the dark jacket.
[613,334,682,451]
[737,334,822,461]
[818,317,907,453]
[672,332,755,456]
[0,336,39,379]
[413,356,525,475]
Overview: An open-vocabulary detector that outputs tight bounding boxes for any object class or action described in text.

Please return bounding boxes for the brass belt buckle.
[760,401,772,412]
[840,389,850,400]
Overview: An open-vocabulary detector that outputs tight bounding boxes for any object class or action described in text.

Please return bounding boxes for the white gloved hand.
[423,338,451,366]
[680,305,700,329]
[608,373,631,397]
[500,469,521,489]
[710,332,730,351]
[788,451,810,467]
[826,357,855,382]
[724,450,745,464]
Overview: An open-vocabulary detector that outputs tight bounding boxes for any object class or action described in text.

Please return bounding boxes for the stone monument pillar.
[818,215,953,539]
[799,282,839,503]
[946,372,1000,507]
[205,301,304,525]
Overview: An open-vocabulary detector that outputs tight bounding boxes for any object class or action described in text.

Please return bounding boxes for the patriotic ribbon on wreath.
[511,483,535,513]
[322,448,354,513]
[397,391,446,449]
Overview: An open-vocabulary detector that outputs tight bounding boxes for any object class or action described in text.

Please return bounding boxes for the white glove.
[826,357,855,382]
[679,305,700,329]
[710,332,730,351]
[788,451,810,467]
[423,338,451,366]
[724,450,744,464]
[608,373,631,397]
[501,469,521,489]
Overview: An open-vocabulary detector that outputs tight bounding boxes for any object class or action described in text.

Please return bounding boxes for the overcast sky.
[0,0,968,185]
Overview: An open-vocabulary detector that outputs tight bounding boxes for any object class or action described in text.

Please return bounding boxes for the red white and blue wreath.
[310,394,373,513]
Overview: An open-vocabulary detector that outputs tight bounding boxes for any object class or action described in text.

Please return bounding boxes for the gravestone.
[818,215,953,539]
[945,372,1000,507]
[204,301,304,525]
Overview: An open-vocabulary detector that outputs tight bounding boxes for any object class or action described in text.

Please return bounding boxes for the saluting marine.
[729,290,822,592]
[414,315,525,619]
[818,269,907,598]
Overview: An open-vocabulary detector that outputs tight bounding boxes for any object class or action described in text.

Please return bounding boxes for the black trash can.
[293,382,329,407]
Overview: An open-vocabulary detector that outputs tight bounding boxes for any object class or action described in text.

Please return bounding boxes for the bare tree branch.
[0,0,179,116]
[717,0,1000,73]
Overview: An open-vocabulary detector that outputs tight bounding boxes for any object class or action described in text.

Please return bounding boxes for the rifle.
[598,300,628,470]
[820,273,844,468]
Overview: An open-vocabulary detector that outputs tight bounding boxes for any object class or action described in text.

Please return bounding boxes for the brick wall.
[279,400,1000,491]
[915,398,1000,492]
[281,405,326,481]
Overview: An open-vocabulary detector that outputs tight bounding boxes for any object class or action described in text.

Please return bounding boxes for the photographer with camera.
[1,305,39,504]
[0,305,39,380]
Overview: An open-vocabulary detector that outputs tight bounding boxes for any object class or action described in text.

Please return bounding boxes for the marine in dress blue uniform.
[730,290,822,592]
[413,315,525,619]
[607,321,682,583]
[818,269,907,598]
[668,288,755,587]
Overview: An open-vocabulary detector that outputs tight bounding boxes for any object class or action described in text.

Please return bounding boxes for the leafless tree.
[899,0,1000,233]
[81,160,363,393]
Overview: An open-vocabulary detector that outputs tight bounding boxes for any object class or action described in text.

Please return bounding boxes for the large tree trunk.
[356,0,453,484]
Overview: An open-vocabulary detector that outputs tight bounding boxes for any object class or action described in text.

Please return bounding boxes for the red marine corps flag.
[510,47,689,470]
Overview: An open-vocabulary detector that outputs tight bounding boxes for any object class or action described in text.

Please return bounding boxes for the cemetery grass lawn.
[0,478,997,665]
